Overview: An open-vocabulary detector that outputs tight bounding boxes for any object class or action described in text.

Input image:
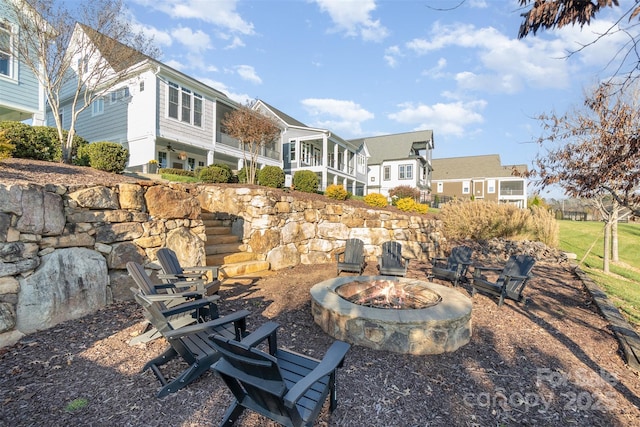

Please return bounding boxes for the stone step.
[206,226,232,236]
[207,234,240,245]
[202,218,230,227]
[219,260,270,279]
[205,242,243,255]
[207,251,256,266]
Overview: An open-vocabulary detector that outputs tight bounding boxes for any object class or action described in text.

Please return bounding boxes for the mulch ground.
[1,259,639,427]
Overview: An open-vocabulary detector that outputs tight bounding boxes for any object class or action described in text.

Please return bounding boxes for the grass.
[559,220,640,328]
[160,173,199,183]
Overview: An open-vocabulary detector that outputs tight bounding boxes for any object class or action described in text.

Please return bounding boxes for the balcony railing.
[217,132,280,161]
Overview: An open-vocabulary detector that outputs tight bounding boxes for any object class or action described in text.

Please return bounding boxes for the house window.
[193,93,203,127]
[91,98,104,116]
[168,82,179,119]
[399,164,413,180]
[357,154,365,173]
[188,157,195,171]
[158,151,167,168]
[383,166,390,181]
[198,161,205,168]
[181,88,191,123]
[110,87,130,103]
[437,182,443,193]
[289,140,296,161]
[371,176,375,182]
[0,21,12,77]
[487,179,496,194]
[139,81,145,92]
[462,180,470,194]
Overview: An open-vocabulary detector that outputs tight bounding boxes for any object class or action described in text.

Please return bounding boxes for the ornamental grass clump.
[439,200,559,247]
[363,193,388,207]
[325,184,349,200]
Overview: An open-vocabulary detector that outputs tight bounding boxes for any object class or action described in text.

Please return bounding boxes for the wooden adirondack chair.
[471,254,536,307]
[429,245,473,286]
[157,248,221,295]
[133,290,250,397]
[378,241,409,277]
[210,321,350,427]
[335,238,365,275]
[127,261,218,345]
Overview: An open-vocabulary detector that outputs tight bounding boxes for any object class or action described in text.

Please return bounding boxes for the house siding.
[0,1,43,122]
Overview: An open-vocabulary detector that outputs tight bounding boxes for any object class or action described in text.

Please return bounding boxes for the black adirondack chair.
[133,290,250,397]
[335,238,365,275]
[210,321,350,427]
[378,241,409,277]
[471,254,536,307]
[127,261,218,345]
[157,247,221,295]
[429,245,473,286]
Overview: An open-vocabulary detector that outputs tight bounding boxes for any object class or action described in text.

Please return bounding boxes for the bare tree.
[518,1,640,85]
[526,82,640,271]
[8,0,158,163]
[221,103,281,185]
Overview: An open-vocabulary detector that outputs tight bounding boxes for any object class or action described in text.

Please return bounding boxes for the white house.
[48,24,280,173]
[353,130,434,201]
[253,100,368,195]
[0,0,45,125]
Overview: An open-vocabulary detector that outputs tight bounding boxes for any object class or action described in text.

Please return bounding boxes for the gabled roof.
[354,130,434,165]
[256,100,308,128]
[78,23,148,73]
[431,154,527,180]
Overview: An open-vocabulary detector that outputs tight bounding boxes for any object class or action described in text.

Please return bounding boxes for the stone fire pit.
[311,276,472,355]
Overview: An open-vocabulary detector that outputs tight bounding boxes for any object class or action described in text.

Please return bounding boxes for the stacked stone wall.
[0,183,442,348]
[0,181,207,347]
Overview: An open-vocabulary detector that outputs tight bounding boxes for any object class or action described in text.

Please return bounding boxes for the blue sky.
[125,0,636,198]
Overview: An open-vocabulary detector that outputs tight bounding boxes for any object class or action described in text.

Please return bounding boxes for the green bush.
[0,129,15,161]
[293,170,318,193]
[257,165,285,188]
[237,166,248,184]
[81,141,129,173]
[199,165,231,183]
[0,121,88,162]
[389,185,420,205]
[363,193,388,207]
[325,184,349,200]
[160,168,195,177]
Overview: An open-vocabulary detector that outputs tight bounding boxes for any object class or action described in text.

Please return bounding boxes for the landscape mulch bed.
[1,260,639,427]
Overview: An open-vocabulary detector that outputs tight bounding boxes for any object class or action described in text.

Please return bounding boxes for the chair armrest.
[334,249,345,262]
[241,321,280,354]
[182,265,219,274]
[283,341,351,408]
[157,272,203,279]
[472,266,503,277]
[160,295,220,316]
[165,309,250,340]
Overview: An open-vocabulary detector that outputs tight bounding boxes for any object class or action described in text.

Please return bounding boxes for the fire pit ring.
[311,276,472,355]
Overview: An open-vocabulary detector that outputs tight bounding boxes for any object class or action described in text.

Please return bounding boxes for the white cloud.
[301,98,374,136]
[224,36,245,50]
[314,0,389,42]
[422,57,447,78]
[164,59,184,71]
[132,22,172,47]
[388,100,487,137]
[405,23,578,93]
[134,0,254,34]
[236,65,262,84]
[468,0,488,8]
[384,45,401,67]
[196,77,253,104]
[171,26,212,53]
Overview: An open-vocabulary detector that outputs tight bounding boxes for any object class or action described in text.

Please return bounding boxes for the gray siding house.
[0,0,45,125]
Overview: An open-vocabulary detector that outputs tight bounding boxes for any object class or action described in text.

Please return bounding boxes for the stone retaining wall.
[0,181,208,347]
[0,183,442,348]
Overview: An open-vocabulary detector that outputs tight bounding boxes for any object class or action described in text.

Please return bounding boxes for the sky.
[124,0,639,199]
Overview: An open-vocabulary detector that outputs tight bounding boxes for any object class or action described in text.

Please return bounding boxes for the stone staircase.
[202,212,270,279]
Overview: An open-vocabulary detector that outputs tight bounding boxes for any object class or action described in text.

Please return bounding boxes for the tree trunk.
[612,201,620,262]
[603,221,611,273]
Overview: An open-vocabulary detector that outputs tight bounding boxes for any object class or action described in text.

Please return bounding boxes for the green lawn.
[559,220,640,327]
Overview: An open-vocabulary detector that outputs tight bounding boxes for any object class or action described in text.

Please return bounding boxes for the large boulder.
[16,248,108,333]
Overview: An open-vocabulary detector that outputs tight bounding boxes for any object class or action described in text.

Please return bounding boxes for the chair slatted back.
[157,248,185,276]
[344,239,364,264]
[382,241,403,268]
[500,255,536,297]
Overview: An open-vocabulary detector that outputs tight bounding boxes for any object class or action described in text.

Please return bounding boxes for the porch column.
[207,150,214,166]
[322,134,328,190]
[333,144,339,169]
